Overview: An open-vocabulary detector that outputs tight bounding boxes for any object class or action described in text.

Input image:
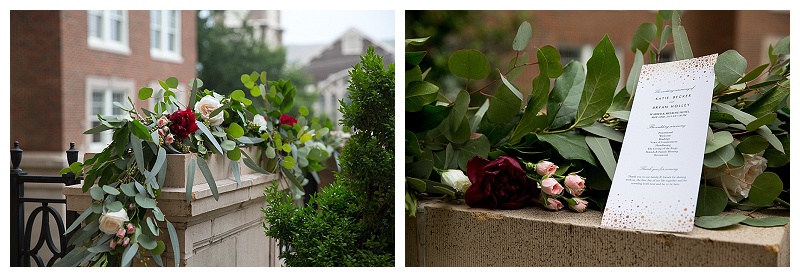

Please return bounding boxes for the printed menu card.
[601,54,718,232]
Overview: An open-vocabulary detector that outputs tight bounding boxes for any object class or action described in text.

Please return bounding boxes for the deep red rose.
[168,108,199,139]
[465,156,538,209]
[279,114,297,126]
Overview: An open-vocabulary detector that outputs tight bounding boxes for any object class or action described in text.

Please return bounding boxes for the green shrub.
[262,46,394,266]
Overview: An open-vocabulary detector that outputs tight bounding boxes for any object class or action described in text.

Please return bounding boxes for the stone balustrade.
[63,152,285,266]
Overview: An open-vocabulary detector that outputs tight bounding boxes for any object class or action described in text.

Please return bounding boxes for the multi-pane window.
[87,10,129,55]
[90,89,126,145]
[150,10,182,62]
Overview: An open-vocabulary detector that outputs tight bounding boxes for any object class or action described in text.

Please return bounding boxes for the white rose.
[194,95,224,126]
[702,152,768,202]
[252,114,269,133]
[98,209,129,235]
[441,169,472,192]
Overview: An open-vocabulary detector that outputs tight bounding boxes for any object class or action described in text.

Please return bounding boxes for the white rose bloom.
[702,152,768,202]
[194,95,224,126]
[98,209,129,235]
[253,114,269,132]
[441,169,472,192]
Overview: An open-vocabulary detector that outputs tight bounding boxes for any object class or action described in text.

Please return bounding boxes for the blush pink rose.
[564,174,586,196]
[568,197,588,213]
[541,178,563,196]
[535,160,558,177]
[543,197,563,211]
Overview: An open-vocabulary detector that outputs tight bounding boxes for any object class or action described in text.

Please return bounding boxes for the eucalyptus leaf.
[90,186,104,200]
[186,157,196,204]
[694,214,747,229]
[227,122,245,138]
[449,90,471,131]
[756,126,784,153]
[138,87,153,100]
[704,131,733,154]
[625,50,644,106]
[746,113,777,132]
[748,172,782,206]
[537,46,562,78]
[66,207,95,233]
[736,63,769,85]
[449,49,491,80]
[105,201,123,212]
[166,220,180,267]
[220,140,236,151]
[695,185,728,216]
[715,50,747,86]
[672,26,693,60]
[509,71,550,144]
[406,81,439,112]
[196,121,223,154]
[121,242,139,267]
[631,23,656,54]
[407,104,452,133]
[231,160,242,186]
[135,194,157,209]
[743,79,789,118]
[138,233,157,250]
[573,35,620,128]
[703,144,735,168]
[772,35,789,55]
[196,157,219,201]
[512,21,532,51]
[444,144,454,170]
[741,217,789,227]
[146,216,159,236]
[737,135,770,154]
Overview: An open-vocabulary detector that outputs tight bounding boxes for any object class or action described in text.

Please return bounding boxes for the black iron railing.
[10,141,82,267]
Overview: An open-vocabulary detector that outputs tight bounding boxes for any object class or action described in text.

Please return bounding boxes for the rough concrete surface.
[407,200,789,267]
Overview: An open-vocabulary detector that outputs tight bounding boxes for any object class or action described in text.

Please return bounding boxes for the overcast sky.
[281,10,395,45]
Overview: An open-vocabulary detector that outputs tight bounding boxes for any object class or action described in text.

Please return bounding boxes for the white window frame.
[85,76,135,153]
[87,10,131,55]
[150,10,183,63]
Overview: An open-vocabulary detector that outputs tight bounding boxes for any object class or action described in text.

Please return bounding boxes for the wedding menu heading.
[601,54,718,232]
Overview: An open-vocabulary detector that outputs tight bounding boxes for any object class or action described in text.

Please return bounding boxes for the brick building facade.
[408,10,790,94]
[11,10,197,165]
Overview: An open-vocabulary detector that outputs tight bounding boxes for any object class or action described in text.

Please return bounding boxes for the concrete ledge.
[407,200,789,267]
[63,153,285,267]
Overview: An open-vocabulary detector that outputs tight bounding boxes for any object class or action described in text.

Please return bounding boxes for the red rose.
[279,114,297,126]
[168,108,199,139]
[465,156,537,209]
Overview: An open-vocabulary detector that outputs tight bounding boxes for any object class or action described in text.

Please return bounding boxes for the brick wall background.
[11,10,197,153]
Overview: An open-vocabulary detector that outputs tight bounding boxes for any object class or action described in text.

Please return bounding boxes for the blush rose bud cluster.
[98,209,135,250]
[156,115,175,145]
[529,160,588,212]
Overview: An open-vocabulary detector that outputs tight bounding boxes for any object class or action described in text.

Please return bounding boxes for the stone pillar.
[64,152,285,267]
[407,200,790,267]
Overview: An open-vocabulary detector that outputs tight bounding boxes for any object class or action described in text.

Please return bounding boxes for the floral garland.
[405,11,789,227]
[57,73,340,267]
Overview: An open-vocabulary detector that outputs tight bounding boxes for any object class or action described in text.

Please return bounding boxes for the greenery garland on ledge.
[405,11,789,229]
[56,70,341,266]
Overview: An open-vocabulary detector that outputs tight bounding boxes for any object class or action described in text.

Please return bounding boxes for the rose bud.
[540,178,563,196]
[564,174,586,196]
[567,197,589,213]
[126,223,135,235]
[116,228,126,238]
[157,116,168,127]
[123,237,130,247]
[535,160,558,177]
[128,204,135,211]
[165,133,175,145]
[157,128,166,137]
[110,240,117,250]
[441,169,472,193]
[543,197,564,211]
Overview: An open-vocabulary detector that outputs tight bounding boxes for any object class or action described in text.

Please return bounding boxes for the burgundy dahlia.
[168,108,199,139]
[279,114,297,126]
[465,156,538,209]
